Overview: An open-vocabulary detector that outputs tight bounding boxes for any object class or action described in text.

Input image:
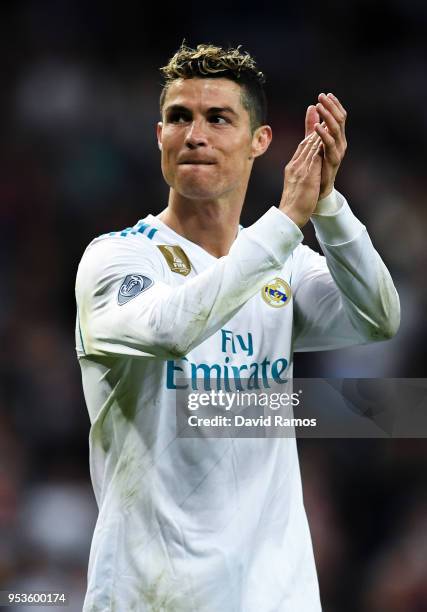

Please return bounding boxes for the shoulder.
[81,216,165,264]
[76,222,167,292]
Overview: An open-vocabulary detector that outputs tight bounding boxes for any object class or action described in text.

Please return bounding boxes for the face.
[157,78,271,201]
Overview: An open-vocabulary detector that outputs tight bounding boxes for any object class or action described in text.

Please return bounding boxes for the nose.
[184,120,208,149]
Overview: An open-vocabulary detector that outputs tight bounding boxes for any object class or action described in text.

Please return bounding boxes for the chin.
[177,180,224,200]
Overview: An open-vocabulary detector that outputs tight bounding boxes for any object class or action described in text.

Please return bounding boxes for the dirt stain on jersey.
[138,572,192,612]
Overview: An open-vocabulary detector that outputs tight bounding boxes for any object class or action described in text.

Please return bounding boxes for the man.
[75,43,400,611]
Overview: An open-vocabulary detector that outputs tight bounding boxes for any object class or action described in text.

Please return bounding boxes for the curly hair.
[159,43,267,131]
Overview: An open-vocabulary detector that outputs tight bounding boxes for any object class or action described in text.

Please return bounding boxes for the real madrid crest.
[261,278,292,308]
[157,245,192,276]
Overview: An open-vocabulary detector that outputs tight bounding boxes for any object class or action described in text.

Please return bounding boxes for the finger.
[318,119,347,156]
[326,93,347,120]
[308,141,323,172]
[305,105,320,138]
[316,101,341,139]
[318,93,345,122]
[321,93,347,134]
[296,133,322,165]
[314,123,340,164]
[290,132,317,162]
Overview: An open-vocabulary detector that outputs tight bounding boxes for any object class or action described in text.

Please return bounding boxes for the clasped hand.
[279,93,347,228]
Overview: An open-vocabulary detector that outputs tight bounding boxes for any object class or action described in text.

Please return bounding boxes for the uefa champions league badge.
[117,274,153,305]
[261,278,292,308]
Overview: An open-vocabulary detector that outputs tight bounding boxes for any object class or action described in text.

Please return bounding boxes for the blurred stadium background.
[1,1,426,610]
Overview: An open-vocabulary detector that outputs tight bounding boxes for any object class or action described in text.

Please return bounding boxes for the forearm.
[79,207,303,359]
[131,208,302,357]
[311,190,400,341]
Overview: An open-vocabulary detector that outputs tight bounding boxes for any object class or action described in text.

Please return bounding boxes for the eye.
[209,114,229,125]
[168,111,190,124]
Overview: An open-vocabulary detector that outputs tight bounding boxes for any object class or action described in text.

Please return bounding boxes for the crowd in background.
[1,1,426,610]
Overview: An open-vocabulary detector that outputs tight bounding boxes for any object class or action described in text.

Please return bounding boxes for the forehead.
[163,77,246,113]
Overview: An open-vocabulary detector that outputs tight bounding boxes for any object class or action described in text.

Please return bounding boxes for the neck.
[158,188,247,258]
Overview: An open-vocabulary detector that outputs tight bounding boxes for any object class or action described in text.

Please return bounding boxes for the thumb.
[305,105,320,138]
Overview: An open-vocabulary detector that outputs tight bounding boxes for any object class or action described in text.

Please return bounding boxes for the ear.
[250,125,272,160]
[157,122,163,151]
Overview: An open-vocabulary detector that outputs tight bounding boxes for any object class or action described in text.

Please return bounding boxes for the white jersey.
[75,191,399,612]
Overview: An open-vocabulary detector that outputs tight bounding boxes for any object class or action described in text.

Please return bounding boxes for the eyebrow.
[208,106,238,117]
[165,104,238,117]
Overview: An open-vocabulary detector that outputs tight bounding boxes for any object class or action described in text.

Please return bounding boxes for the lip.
[178,160,216,165]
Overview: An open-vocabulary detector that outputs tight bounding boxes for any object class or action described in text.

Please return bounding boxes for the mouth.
[178,160,216,165]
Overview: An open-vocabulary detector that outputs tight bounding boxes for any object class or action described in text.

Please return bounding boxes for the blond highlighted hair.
[159,43,267,131]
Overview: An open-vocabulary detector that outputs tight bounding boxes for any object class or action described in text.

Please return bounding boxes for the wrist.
[313,188,340,216]
[278,206,307,229]
[318,184,334,201]
[311,193,365,245]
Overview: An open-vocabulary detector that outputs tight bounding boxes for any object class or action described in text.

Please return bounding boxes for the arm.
[76,127,326,361]
[293,189,400,351]
[283,93,399,351]
[76,209,303,360]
